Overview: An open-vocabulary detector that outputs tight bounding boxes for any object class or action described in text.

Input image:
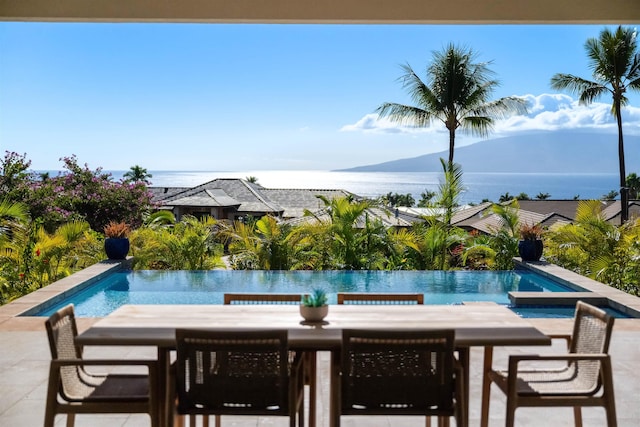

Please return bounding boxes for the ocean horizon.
[37,169,621,205]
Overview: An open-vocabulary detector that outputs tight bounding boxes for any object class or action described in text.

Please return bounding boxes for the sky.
[1,23,640,172]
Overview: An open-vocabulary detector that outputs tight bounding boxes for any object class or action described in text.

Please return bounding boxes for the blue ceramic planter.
[518,239,543,262]
[104,238,130,260]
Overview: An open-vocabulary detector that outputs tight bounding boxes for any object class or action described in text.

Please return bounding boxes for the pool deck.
[1,260,640,426]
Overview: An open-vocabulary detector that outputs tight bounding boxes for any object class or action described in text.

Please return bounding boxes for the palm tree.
[551,26,640,223]
[626,172,640,199]
[123,165,153,184]
[376,43,528,165]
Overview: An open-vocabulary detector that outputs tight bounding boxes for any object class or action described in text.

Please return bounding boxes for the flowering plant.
[519,223,543,241]
[104,221,131,238]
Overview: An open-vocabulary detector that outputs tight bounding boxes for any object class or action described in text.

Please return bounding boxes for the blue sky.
[1,23,639,171]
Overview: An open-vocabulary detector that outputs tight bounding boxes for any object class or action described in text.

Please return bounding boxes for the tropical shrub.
[130,215,224,270]
[544,200,640,295]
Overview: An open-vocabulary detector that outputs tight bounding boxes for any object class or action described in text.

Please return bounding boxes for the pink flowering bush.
[8,154,155,232]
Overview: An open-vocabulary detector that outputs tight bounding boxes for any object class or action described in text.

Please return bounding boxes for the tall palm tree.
[551,26,640,223]
[123,165,153,184]
[376,43,528,165]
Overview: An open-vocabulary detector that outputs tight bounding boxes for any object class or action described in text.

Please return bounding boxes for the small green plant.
[519,223,543,241]
[301,288,328,307]
[104,221,131,238]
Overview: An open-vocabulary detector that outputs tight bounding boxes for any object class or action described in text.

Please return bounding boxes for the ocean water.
[109,170,620,204]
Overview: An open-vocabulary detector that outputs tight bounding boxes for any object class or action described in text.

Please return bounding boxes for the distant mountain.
[338,132,640,173]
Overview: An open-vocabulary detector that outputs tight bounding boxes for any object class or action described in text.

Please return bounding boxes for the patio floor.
[1,315,639,427]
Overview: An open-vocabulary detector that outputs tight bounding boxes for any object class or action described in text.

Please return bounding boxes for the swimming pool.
[32,269,576,317]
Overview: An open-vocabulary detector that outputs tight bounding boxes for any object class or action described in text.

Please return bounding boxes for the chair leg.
[480,346,493,427]
[426,416,431,427]
[43,397,56,427]
[573,407,583,427]
[66,414,75,427]
[215,415,221,427]
[505,399,516,427]
[602,358,618,427]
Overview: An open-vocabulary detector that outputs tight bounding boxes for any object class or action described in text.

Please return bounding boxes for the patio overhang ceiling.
[1,0,638,24]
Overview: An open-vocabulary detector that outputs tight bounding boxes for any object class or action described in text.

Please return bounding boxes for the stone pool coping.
[513,258,640,318]
[2,258,640,323]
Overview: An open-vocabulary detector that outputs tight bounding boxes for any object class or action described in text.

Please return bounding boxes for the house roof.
[162,189,241,208]
[154,178,283,215]
[148,186,190,201]
[516,200,615,219]
[150,179,364,220]
[260,188,355,219]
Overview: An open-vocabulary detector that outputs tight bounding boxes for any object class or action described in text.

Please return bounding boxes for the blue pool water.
[32,270,576,317]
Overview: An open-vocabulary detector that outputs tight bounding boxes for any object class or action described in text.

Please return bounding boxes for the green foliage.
[498,192,514,203]
[381,192,415,207]
[130,215,223,270]
[627,173,640,199]
[301,288,328,307]
[485,201,521,270]
[123,165,152,184]
[544,200,640,295]
[417,190,437,207]
[0,218,102,304]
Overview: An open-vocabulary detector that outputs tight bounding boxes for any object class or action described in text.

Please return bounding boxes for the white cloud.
[340,113,445,135]
[341,93,640,137]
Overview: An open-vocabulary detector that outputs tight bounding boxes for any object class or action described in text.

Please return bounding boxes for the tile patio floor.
[1,315,639,427]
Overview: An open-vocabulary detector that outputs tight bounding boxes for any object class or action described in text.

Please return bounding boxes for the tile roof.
[162,189,241,208]
[153,178,283,214]
[260,188,354,219]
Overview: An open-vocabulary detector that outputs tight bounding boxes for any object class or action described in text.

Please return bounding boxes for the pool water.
[512,305,631,319]
[33,270,575,317]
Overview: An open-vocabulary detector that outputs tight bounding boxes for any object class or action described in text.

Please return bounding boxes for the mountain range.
[338,132,640,173]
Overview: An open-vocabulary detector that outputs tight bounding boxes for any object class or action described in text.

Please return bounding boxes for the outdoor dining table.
[75,303,551,427]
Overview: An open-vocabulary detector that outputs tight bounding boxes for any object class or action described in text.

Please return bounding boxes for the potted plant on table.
[103,221,131,260]
[300,288,329,323]
[518,222,544,262]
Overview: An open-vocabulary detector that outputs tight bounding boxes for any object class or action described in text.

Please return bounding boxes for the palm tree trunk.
[615,101,628,223]
[448,128,455,165]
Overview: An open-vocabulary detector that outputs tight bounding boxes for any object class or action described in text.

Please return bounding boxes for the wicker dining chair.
[481,301,617,427]
[333,329,465,427]
[44,304,159,427]
[172,329,305,427]
[223,293,315,427]
[337,292,424,304]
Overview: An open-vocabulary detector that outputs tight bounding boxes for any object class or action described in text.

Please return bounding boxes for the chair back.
[44,304,91,401]
[175,329,291,415]
[45,304,81,360]
[569,301,615,391]
[341,329,455,416]
[337,292,424,305]
[223,293,307,305]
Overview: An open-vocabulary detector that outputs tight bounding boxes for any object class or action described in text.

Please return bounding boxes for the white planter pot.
[299,305,329,322]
